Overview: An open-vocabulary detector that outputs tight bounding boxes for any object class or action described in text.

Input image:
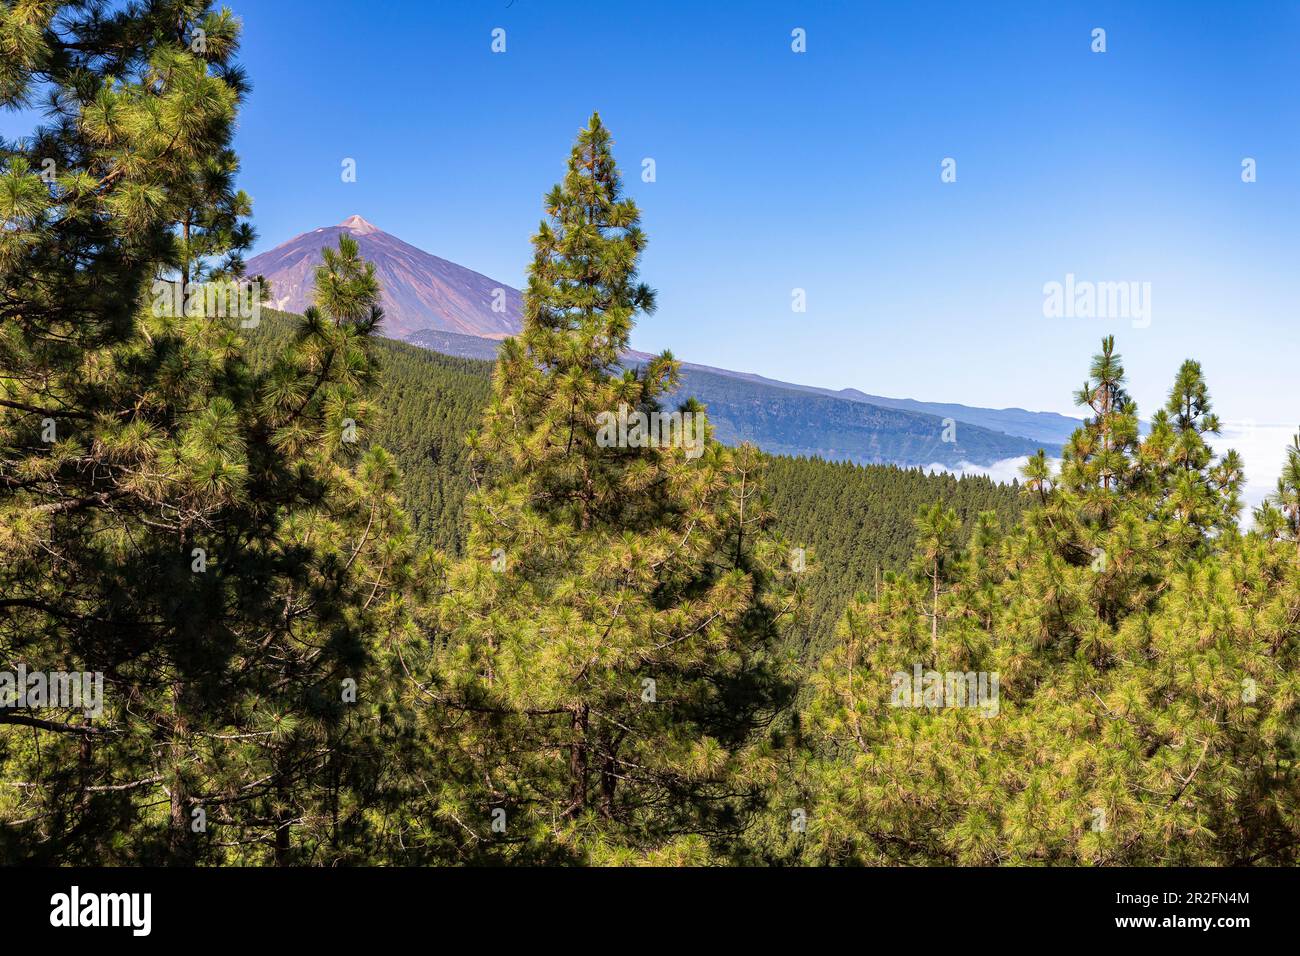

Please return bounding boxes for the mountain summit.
[245,217,523,339]
[338,214,380,236]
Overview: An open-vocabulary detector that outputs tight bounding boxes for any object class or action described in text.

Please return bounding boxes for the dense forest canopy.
[1,1,1296,866]
[245,310,1026,662]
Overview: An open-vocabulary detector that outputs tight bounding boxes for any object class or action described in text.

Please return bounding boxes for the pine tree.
[426,114,796,863]
[800,339,1300,865]
[0,2,422,865]
[1063,335,1142,520]
[1144,359,1242,541]
[2,0,249,862]
[1259,430,1300,558]
[912,503,961,651]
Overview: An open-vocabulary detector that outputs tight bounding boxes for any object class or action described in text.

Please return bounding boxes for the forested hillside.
[247,313,490,551]
[402,326,1057,467]
[667,365,1049,467]
[763,457,1022,659]
[249,311,1024,657]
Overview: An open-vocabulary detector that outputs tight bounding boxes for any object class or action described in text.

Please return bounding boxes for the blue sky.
[8,1,1299,490]
[224,0,1298,420]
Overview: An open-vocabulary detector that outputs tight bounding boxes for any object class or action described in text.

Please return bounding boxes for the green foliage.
[800,339,1300,865]
[1258,429,1300,555]
[763,457,1023,663]
[245,311,491,554]
[248,317,1030,666]
[0,2,426,865]
[398,114,800,864]
[3,6,1294,867]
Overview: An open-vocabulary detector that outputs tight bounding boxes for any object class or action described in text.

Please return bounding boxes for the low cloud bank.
[924,420,1298,529]
[924,457,1034,486]
[1218,421,1294,515]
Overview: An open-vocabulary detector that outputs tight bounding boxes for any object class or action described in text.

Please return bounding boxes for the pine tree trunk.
[600,754,616,819]
[274,776,292,866]
[182,218,191,290]
[599,729,626,819]
[931,566,939,653]
[167,680,192,864]
[568,704,589,815]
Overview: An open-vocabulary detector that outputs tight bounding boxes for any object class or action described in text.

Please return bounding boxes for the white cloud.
[924,457,1032,485]
[924,421,1298,525]
[1218,421,1294,513]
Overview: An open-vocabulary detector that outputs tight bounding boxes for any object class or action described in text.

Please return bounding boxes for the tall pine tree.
[424,114,797,864]
[0,2,425,865]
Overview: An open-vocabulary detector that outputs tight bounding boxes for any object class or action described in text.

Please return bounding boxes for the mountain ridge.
[256,220,1079,462]
[406,329,1058,468]
[403,328,1076,459]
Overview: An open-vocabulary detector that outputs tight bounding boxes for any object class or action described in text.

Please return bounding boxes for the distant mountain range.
[408,331,1062,469]
[254,220,1079,470]
[690,368,1083,447]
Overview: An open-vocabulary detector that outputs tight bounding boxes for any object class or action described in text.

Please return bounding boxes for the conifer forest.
[1,2,1296,909]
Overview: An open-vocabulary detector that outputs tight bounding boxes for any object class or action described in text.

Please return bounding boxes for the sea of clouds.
[926,421,1296,528]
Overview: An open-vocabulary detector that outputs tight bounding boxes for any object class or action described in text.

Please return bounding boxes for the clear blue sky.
[16,1,1300,435]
